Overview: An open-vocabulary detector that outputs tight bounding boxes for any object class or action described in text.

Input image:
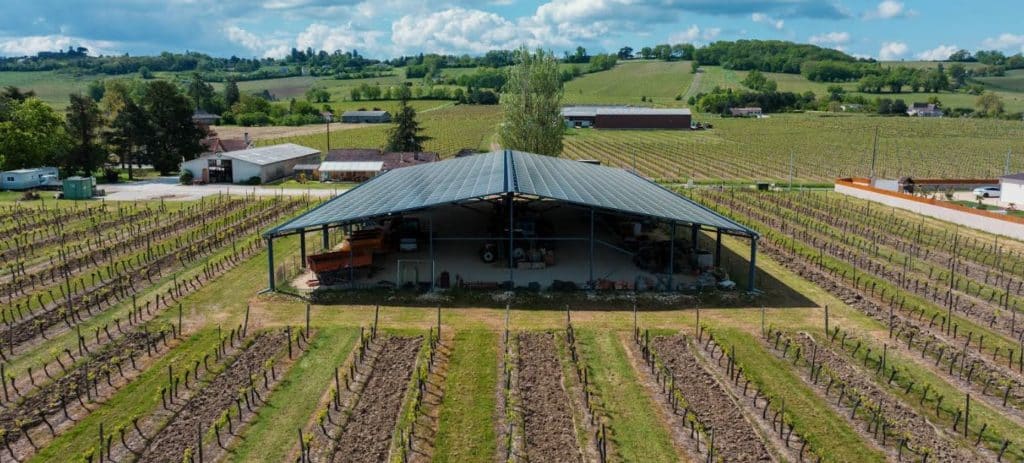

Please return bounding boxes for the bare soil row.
[517,331,583,463]
[652,335,772,462]
[137,330,288,462]
[331,336,422,463]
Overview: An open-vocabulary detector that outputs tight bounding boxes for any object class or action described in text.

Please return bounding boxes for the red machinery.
[307,228,384,285]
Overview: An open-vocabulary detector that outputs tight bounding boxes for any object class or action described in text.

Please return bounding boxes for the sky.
[1,1,1023,61]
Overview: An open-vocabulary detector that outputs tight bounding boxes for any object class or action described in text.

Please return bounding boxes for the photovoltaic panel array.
[268,151,507,235]
[266,150,757,238]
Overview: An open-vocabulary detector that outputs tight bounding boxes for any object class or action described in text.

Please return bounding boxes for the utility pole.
[788,150,795,190]
[326,119,331,152]
[870,126,879,180]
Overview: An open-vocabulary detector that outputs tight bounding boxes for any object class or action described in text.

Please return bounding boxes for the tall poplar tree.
[499,47,564,156]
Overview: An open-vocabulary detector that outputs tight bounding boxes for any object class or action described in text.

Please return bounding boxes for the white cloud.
[224,25,289,58]
[0,35,118,56]
[878,41,908,60]
[982,33,1024,52]
[864,1,915,19]
[225,23,380,58]
[808,31,850,45]
[876,1,903,18]
[915,44,958,61]
[392,8,534,55]
[296,23,383,54]
[262,0,311,9]
[751,12,784,30]
[224,25,262,51]
[668,25,720,44]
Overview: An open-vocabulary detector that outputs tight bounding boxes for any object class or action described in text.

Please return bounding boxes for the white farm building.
[1000,173,1024,205]
[181,143,320,184]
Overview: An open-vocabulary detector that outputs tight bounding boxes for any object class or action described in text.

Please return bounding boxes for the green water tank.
[62,176,94,200]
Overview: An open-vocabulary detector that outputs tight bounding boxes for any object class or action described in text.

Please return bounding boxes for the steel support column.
[589,208,595,285]
[508,193,514,286]
[429,217,435,291]
[690,223,699,252]
[299,231,307,268]
[715,229,722,267]
[347,225,354,284]
[321,224,329,250]
[748,237,758,292]
[266,237,275,291]
[668,222,676,291]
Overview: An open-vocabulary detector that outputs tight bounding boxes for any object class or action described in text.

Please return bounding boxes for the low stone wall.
[835,182,1024,241]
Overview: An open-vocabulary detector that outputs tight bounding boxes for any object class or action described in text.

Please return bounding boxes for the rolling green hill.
[692,64,1024,112]
[563,60,694,107]
[0,71,102,107]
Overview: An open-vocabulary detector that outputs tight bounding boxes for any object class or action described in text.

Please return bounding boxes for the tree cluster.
[693,87,817,115]
[741,70,778,92]
[855,66,951,94]
[0,49,273,76]
[947,49,1024,69]
[0,81,206,176]
[637,44,696,61]
[694,40,860,73]
[389,50,517,72]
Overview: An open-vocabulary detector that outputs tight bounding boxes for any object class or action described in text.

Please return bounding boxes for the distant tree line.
[390,51,518,78]
[691,67,1019,120]
[947,48,1024,68]
[691,40,860,73]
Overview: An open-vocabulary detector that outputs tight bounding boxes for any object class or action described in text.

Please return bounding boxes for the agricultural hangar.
[341,110,392,123]
[562,106,692,129]
[265,150,759,293]
[180,143,320,184]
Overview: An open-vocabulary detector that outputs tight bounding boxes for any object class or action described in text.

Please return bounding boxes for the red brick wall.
[594,114,691,129]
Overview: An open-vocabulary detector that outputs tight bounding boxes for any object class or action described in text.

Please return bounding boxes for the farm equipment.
[308,228,385,285]
[340,228,386,253]
[306,250,374,285]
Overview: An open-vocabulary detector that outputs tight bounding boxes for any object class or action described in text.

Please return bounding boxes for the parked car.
[973,186,1001,198]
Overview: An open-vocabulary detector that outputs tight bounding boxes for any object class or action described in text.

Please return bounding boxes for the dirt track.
[332,336,422,463]
[518,332,582,463]
[653,335,771,462]
[209,123,371,141]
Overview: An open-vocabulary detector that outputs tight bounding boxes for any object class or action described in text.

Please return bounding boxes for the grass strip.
[225,326,359,463]
[576,328,680,463]
[432,330,498,463]
[709,326,885,463]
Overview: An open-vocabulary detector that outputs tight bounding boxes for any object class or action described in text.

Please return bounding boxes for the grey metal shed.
[263,150,759,292]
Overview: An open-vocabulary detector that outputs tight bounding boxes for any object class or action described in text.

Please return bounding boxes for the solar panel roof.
[265,150,756,237]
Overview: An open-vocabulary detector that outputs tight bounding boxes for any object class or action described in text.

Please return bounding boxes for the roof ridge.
[506,150,520,193]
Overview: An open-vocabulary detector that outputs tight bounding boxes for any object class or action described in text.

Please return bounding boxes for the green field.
[693,64,1024,112]
[976,69,1024,93]
[564,113,1024,182]
[564,60,694,107]
[261,103,501,155]
[0,70,102,107]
